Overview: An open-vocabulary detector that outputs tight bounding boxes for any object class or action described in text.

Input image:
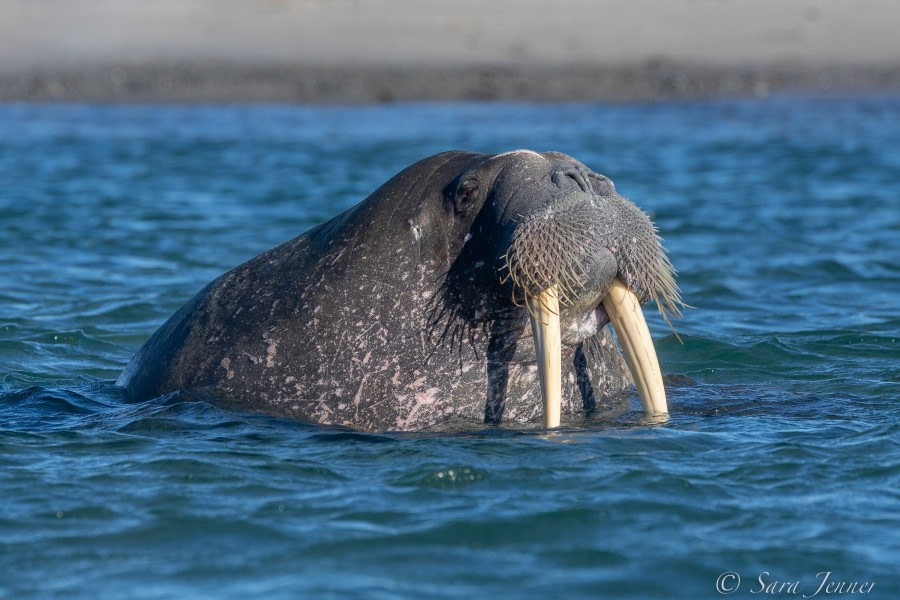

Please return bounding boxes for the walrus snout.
[500,191,619,308]
[497,174,682,427]
[500,187,681,322]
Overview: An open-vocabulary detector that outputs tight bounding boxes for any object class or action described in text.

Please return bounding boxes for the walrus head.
[434,150,682,427]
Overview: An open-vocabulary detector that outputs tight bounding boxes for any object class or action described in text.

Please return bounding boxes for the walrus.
[118,150,682,431]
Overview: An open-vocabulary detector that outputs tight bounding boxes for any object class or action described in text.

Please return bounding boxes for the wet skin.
[118,150,679,431]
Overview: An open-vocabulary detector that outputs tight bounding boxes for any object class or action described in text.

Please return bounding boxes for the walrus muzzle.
[503,191,680,428]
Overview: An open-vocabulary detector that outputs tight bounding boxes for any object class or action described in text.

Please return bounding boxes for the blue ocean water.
[1,97,898,599]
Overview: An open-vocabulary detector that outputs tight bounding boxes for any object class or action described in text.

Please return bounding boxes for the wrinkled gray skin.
[119,150,667,431]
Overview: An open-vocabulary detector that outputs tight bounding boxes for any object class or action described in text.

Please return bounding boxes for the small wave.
[0,383,123,432]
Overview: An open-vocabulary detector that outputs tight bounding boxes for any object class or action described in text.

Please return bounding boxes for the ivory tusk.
[602,278,668,417]
[526,286,562,428]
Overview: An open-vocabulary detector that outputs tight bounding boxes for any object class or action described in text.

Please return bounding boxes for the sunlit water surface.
[1,97,898,598]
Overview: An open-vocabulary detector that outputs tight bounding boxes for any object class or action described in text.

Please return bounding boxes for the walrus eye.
[454,178,480,213]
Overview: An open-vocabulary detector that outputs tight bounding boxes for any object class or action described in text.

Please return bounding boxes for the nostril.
[551,169,591,193]
[588,173,616,196]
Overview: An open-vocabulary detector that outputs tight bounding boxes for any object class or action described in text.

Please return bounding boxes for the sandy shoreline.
[2,0,900,103]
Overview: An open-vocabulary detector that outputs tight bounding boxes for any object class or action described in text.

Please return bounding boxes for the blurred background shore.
[2,0,900,103]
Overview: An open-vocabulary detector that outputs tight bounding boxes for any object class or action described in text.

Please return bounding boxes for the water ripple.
[1,98,898,598]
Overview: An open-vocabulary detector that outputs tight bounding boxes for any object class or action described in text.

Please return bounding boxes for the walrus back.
[116,287,210,401]
[115,185,388,405]
[116,231,317,402]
